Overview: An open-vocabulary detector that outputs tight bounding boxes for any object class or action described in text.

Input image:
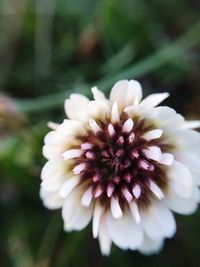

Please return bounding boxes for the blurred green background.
[0,0,200,266]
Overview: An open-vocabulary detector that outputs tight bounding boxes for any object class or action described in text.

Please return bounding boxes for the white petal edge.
[140,93,169,109]
[138,234,164,255]
[141,202,176,240]
[62,187,93,231]
[98,215,112,256]
[40,188,64,209]
[111,102,120,123]
[62,149,82,160]
[181,120,200,130]
[110,197,123,219]
[59,176,80,198]
[81,186,93,207]
[143,146,162,162]
[64,94,89,121]
[142,129,163,141]
[93,203,104,238]
[106,210,143,250]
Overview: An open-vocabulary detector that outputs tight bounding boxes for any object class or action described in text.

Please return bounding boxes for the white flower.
[40,80,200,256]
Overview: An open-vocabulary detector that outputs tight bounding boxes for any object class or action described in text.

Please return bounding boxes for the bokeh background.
[0,0,200,266]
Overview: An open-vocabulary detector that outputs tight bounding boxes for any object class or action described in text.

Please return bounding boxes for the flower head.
[40,80,200,255]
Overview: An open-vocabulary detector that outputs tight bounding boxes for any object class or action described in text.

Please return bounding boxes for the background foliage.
[0,0,200,266]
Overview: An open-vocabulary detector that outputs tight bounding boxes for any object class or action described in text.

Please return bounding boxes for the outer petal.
[62,186,93,231]
[181,120,200,130]
[43,130,80,160]
[165,187,199,215]
[138,234,164,255]
[64,94,90,122]
[141,202,176,240]
[41,156,68,181]
[98,214,112,256]
[57,119,87,136]
[110,80,142,110]
[91,86,109,104]
[153,107,184,130]
[167,161,194,199]
[175,152,200,185]
[106,210,143,250]
[88,100,110,120]
[140,93,169,109]
[172,129,200,157]
[40,188,64,209]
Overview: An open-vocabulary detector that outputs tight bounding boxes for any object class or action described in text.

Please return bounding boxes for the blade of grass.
[36,213,62,267]
[15,19,200,113]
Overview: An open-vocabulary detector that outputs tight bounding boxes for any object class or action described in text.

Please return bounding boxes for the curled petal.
[62,187,93,231]
[106,210,143,250]
[64,94,89,121]
[140,93,169,109]
[110,80,143,110]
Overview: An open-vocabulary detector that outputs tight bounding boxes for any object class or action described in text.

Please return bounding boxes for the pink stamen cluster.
[70,117,168,208]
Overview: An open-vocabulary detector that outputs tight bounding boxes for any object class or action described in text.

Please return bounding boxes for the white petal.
[40,188,64,209]
[73,163,86,175]
[41,174,66,192]
[81,186,93,207]
[141,93,169,108]
[168,161,194,198]
[142,129,163,141]
[111,102,120,123]
[126,80,143,105]
[98,215,112,256]
[132,184,141,199]
[175,152,200,185]
[89,119,102,134]
[108,123,115,137]
[175,152,200,174]
[165,189,198,215]
[43,145,64,160]
[129,201,141,224]
[47,121,59,130]
[106,210,143,250]
[58,119,87,136]
[122,118,134,132]
[181,120,200,130]
[173,129,200,157]
[43,132,80,160]
[44,130,65,145]
[138,234,164,255]
[64,94,89,121]
[168,161,193,189]
[81,142,93,150]
[94,185,103,198]
[88,100,109,120]
[122,187,133,203]
[62,187,93,231]
[141,202,176,240]
[110,197,123,219]
[149,180,164,200]
[159,153,174,166]
[110,80,143,110]
[93,203,104,238]
[169,179,193,199]
[107,183,115,198]
[143,146,162,162]
[154,107,184,130]
[91,86,107,101]
[41,157,64,180]
[62,149,82,160]
[59,176,80,198]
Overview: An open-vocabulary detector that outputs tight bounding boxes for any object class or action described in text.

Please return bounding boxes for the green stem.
[16,20,200,113]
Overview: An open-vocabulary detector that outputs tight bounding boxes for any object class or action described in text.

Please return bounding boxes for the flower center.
[71,115,170,208]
